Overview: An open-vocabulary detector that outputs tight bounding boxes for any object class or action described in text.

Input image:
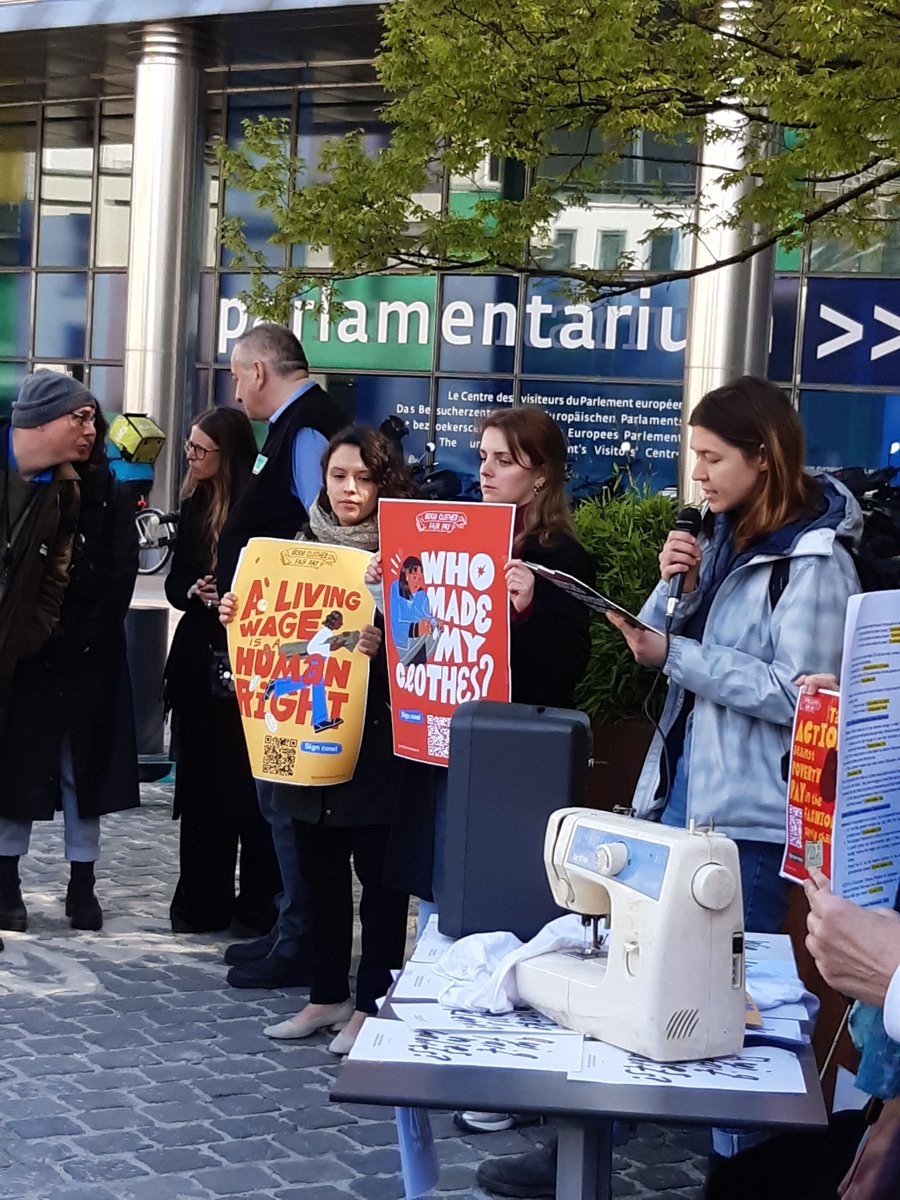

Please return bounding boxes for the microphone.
[665,506,702,622]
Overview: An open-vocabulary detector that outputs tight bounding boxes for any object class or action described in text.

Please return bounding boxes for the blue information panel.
[439,276,519,375]
[801,278,900,388]
[434,378,513,499]
[521,279,688,381]
[801,389,900,472]
[522,381,682,496]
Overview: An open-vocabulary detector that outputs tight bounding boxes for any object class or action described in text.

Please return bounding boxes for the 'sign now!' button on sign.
[399,710,424,724]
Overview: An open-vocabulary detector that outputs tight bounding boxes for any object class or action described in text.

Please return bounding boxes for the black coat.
[163,488,259,823]
[510,531,593,709]
[0,462,140,821]
[163,490,230,714]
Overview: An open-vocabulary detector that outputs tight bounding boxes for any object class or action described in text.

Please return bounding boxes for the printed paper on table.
[378,500,514,765]
[226,537,375,786]
[780,690,839,884]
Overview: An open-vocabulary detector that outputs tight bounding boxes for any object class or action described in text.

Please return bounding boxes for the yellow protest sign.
[226,538,375,785]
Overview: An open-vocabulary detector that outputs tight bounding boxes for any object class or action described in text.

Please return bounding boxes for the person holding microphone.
[609,376,861,936]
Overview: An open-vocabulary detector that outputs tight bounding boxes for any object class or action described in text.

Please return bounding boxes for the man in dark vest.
[218,324,346,988]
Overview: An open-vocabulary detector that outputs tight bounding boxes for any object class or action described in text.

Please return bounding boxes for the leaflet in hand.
[523,562,662,634]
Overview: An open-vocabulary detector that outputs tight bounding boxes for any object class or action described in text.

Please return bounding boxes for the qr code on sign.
[262,734,298,778]
[426,715,451,761]
[787,806,802,848]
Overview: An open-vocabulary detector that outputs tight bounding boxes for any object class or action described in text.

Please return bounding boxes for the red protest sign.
[781,690,839,883]
[378,500,514,765]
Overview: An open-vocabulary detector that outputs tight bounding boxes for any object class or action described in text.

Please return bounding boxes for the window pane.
[0,361,27,416]
[800,389,900,471]
[435,377,513,496]
[87,364,124,412]
[38,103,94,268]
[95,101,133,268]
[810,180,900,276]
[34,272,87,359]
[534,230,575,271]
[91,272,127,360]
[0,106,37,268]
[536,129,695,278]
[222,93,292,268]
[595,230,626,271]
[522,381,682,494]
[0,274,32,355]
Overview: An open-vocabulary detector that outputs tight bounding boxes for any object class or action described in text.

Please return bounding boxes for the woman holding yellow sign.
[221,426,415,1054]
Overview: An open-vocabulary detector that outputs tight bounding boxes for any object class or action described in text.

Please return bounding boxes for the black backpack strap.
[768,558,791,612]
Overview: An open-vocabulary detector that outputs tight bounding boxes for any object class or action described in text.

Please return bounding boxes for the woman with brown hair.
[611,376,861,935]
[164,406,280,935]
[480,405,594,709]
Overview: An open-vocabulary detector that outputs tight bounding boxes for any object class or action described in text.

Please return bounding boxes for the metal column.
[123,22,203,509]
[679,102,776,502]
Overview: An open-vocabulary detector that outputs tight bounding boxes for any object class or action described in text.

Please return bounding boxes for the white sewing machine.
[515,808,746,1062]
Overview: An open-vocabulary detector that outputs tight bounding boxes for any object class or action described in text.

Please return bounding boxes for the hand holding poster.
[378,500,514,764]
[780,690,839,883]
[226,537,375,785]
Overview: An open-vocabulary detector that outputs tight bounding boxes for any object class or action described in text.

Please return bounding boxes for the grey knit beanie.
[12,370,96,429]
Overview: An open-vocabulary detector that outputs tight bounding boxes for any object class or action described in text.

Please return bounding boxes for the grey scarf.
[304,498,379,552]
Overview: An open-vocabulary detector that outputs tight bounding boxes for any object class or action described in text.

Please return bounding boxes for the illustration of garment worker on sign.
[389,556,440,667]
[226,538,376,785]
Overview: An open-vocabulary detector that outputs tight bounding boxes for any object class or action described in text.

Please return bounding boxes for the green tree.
[219,0,900,318]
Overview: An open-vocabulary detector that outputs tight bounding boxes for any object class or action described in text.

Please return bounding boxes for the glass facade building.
[1,1,899,503]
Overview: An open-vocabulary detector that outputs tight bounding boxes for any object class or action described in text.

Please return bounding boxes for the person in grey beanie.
[0,370,99,935]
[0,369,96,720]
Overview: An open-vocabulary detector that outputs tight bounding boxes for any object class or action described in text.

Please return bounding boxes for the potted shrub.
[572,488,678,810]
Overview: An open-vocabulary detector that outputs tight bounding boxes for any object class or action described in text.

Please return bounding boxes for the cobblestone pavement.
[0,780,710,1200]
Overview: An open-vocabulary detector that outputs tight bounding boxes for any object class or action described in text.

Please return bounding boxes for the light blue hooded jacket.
[631,476,862,844]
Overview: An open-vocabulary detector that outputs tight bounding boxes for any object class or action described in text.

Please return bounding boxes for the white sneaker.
[454,1110,519,1133]
[264,999,353,1040]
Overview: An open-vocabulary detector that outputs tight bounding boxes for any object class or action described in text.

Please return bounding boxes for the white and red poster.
[780,689,839,883]
[378,500,515,765]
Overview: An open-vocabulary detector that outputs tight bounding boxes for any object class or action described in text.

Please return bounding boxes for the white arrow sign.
[872,306,900,361]
[817,305,864,359]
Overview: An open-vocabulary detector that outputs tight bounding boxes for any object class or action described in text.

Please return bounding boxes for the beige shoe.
[327,1026,358,1055]
[328,1011,368,1055]
[264,999,353,1040]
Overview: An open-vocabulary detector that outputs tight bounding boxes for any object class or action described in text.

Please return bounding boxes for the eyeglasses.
[184,439,220,461]
[69,408,97,428]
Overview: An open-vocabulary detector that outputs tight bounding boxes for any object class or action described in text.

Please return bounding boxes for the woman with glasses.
[164,406,280,936]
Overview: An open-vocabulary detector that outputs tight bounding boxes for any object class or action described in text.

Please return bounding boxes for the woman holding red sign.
[375,406,594,923]
[481,407,594,710]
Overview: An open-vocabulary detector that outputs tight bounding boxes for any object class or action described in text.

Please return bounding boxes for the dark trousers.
[170,699,280,932]
[293,820,409,1013]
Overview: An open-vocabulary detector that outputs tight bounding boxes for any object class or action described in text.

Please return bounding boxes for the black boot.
[476,1137,558,1198]
[0,855,27,931]
[66,861,103,931]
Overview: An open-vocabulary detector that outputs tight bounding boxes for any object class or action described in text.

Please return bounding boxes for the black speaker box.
[439,701,592,941]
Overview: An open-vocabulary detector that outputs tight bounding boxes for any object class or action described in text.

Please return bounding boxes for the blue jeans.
[663,741,790,935]
[255,779,310,954]
[0,739,100,862]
